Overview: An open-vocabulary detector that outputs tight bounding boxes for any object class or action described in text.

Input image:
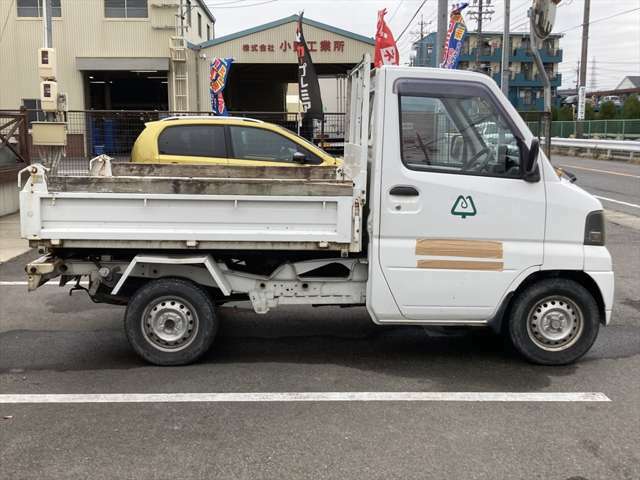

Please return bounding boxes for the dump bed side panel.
[23,192,353,245]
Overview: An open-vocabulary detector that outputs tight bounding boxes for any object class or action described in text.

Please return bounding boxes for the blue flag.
[440,3,468,69]
[210,57,233,116]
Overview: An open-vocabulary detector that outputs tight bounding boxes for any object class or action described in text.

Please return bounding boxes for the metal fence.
[19,109,346,175]
[526,119,640,140]
[0,109,30,182]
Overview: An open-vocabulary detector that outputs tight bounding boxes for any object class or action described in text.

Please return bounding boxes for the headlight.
[584,210,606,246]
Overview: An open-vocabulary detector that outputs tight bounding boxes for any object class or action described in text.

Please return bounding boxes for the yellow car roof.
[144,116,338,164]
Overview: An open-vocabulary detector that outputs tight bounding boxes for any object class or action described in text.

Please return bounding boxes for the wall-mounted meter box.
[38,48,57,80]
[40,81,58,111]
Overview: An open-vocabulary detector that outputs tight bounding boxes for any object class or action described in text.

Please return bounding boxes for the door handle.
[389,185,419,196]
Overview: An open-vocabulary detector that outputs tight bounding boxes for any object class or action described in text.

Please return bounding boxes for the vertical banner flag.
[294,12,323,119]
[210,57,233,116]
[374,9,400,67]
[440,3,469,69]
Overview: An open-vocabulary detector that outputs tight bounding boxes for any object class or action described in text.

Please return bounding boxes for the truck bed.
[19,160,362,252]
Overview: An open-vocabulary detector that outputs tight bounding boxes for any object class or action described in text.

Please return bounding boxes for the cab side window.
[398,84,522,178]
[158,125,226,158]
[228,126,322,164]
[400,96,463,171]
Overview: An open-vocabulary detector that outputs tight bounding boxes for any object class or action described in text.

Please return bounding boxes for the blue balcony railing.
[509,47,562,63]
[458,47,563,64]
[509,73,562,87]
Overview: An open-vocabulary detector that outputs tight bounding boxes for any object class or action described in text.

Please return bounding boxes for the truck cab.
[356,65,613,363]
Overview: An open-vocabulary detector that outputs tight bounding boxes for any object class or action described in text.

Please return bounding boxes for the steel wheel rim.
[141,296,199,352]
[526,295,583,352]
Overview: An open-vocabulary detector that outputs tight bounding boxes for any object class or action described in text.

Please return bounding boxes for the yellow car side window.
[229,126,322,164]
[158,125,226,158]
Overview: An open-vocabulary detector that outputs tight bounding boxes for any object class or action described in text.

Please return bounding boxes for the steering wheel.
[462,146,494,173]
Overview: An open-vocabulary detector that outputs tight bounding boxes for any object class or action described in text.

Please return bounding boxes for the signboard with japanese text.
[198,19,375,65]
[577,86,586,120]
[241,39,346,55]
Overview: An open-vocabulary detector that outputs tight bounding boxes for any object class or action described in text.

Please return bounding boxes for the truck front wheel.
[124,278,218,366]
[508,278,600,365]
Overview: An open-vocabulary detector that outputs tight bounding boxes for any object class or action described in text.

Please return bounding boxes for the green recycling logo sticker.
[451,195,477,219]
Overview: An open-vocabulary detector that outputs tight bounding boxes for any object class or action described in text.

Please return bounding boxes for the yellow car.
[131,116,340,167]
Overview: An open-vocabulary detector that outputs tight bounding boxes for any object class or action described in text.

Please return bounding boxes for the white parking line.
[0,281,88,286]
[0,392,611,403]
[560,164,640,179]
[596,196,640,209]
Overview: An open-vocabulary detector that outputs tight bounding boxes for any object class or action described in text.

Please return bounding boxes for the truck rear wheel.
[124,278,218,366]
[508,278,600,365]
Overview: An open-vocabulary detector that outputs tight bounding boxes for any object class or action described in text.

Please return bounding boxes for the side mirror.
[292,151,307,164]
[523,138,540,182]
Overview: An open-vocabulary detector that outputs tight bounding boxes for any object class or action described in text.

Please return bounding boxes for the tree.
[585,103,596,120]
[621,95,640,119]
[557,105,574,121]
[598,101,617,120]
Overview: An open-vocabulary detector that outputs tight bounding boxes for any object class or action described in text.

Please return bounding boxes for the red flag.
[374,9,399,67]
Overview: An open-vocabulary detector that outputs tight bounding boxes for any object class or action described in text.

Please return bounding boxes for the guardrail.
[550,137,640,160]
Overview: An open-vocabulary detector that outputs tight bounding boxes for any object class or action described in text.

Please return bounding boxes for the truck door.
[377,78,545,321]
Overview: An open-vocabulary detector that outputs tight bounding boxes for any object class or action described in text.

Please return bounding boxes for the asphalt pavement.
[1,154,639,479]
[553,155,640,217]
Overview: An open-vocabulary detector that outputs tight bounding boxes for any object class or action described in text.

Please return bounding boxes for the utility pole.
[179,0,185,36]
[436,0,448,66]
[500,0,510,95]
[468,0,494,72]
[589,56,597,91]
[577,0,590,136]
[42,0,52,48]
[42,0,53,121]
[475,0,483,70]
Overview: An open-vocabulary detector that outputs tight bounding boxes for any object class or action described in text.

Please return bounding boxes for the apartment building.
[413,31,563,111]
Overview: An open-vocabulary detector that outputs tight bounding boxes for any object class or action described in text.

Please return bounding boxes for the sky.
[204,0,640,91]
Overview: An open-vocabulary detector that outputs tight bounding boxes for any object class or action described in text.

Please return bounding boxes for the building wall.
[182,0,215,44]
[0,0,202,110]
[194,20,374,111]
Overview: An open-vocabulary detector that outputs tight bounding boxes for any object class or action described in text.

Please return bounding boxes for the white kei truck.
[18,59,614,366]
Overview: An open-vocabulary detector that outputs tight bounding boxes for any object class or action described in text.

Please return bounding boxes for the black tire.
[508,278,600,365]
[124,278,218,366]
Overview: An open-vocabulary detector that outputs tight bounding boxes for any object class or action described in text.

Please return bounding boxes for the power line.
[389,0,405,22]
[397,0,429,41]
[208,0,278,7]
[207,0,254,6]
[557,7,640,34]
